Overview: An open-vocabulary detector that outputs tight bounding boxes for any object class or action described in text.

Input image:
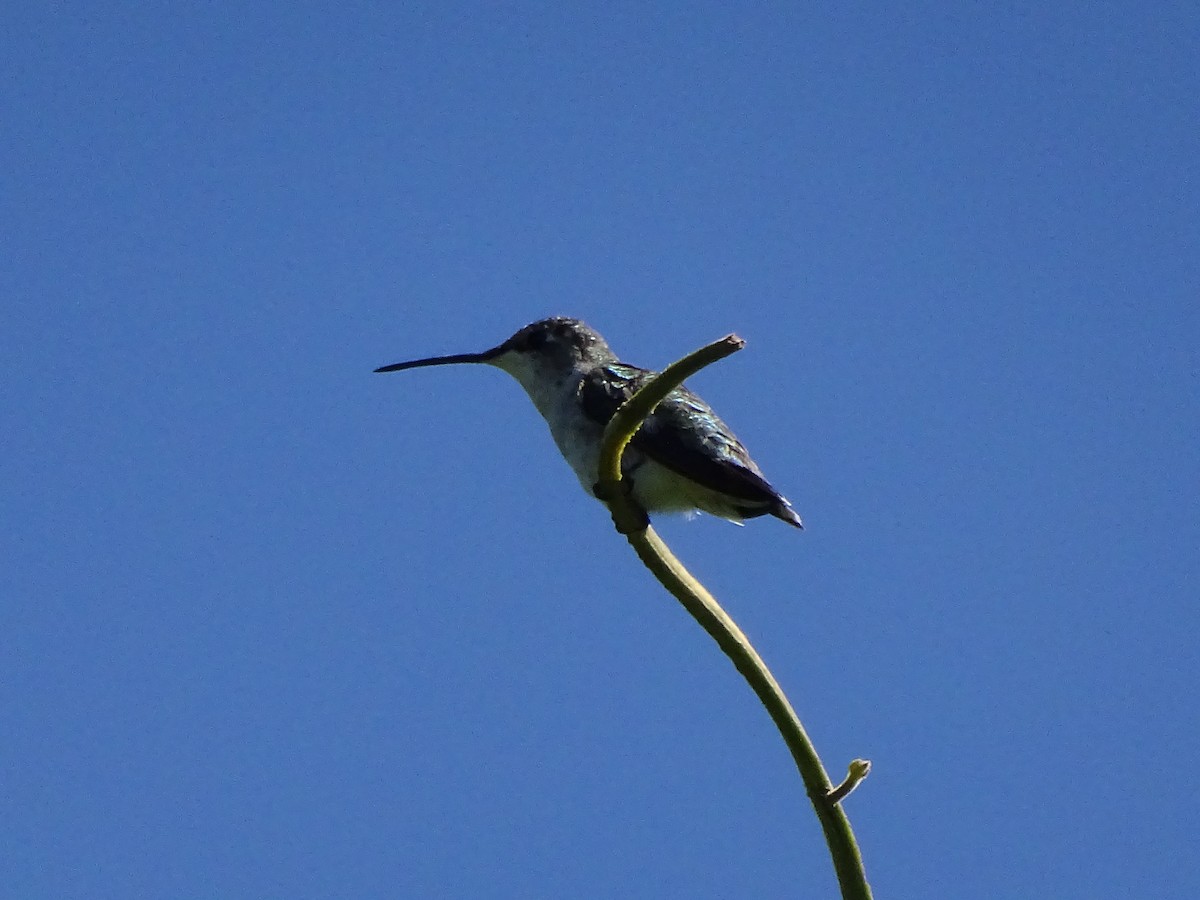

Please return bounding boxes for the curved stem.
[596,335,873,900]
[827,759,873,806]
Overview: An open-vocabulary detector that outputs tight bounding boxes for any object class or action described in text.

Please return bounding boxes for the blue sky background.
[3,3,1197,897]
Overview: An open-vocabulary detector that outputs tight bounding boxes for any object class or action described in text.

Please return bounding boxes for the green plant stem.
[595,334,873,900]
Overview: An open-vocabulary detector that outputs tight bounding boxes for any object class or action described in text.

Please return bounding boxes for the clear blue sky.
[3,3,1197,897]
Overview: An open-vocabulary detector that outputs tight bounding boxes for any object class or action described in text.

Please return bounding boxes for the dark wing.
[579,364,785,506]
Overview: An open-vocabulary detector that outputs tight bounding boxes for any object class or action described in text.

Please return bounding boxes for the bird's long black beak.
[374,345,505,373]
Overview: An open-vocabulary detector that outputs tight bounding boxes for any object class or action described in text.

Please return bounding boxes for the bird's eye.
[522,330,547,351]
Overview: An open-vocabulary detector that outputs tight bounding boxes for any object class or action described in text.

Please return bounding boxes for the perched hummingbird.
[375,317,803,529]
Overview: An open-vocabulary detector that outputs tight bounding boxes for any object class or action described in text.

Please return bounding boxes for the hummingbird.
[375,317,803,529]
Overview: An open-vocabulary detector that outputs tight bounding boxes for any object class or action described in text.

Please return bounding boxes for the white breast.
[491,353,604,491]
[490,351,740,521]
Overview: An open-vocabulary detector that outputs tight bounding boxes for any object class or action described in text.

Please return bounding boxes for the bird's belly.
[540,402,752,524]
[544,414,667,502]
[541,403,606,492]
[628,458,746,521]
